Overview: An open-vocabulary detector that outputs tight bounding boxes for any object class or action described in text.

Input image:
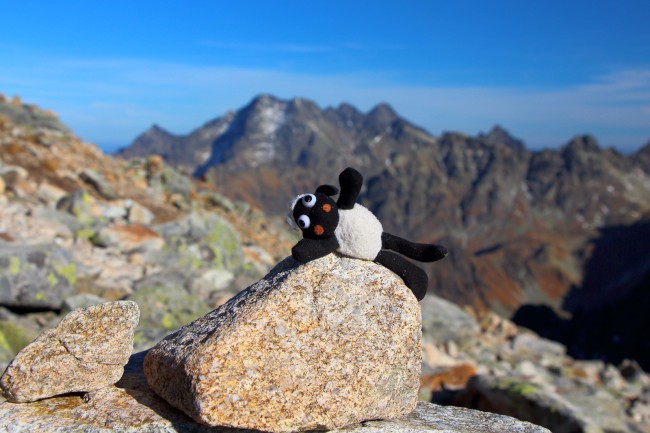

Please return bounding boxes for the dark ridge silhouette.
[513,220,650,371]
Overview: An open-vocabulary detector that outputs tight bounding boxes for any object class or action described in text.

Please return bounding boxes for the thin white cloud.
[200,40,407,53]
[1,57,648,151]
[201,40,334,53]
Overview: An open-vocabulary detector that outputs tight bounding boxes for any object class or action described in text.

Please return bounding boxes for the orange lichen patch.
[0,232,15,242]
[4,141,24,156]
[117,224,159,238]
[314,225,324,236]
[420,363,477,393]
[41,157,59,173]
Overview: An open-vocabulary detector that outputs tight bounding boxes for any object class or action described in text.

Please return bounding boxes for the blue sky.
[1,1,649,152]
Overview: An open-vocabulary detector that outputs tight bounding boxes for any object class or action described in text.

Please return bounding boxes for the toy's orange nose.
[322,203,332,212]
[314,225,324,235]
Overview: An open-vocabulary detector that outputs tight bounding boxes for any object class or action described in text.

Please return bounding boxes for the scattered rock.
[60,293,108,315]
[510,333,566,365]
[56,189,96,224]
[94,224,165,253]
[0,165,28,191]
[0,244,76,310]
[128,284,210,351]
[420,363,478,404]
[0,319,37,367]
[124,199,154,225]
[79,169,117,200]
[144,255,422,432]
[455,374,619,433]
[0,353,551,433]
[0,301,139,402]
[154,211,243,272]
[0,97,70,133]
[189,268,235,303]
[421,294,480,348]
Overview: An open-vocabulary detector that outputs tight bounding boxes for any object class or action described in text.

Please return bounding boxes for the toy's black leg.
[381,232,448,262]
[292,237,340,263]
[374,251,428,301]
[336,167,363,210]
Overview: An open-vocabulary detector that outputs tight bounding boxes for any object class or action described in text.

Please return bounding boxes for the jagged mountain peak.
[636,139,650,156]
[633,139,650,174]
[563,134,601,153]
[246,93,284,108]
[336,102,362,115]
[366,102,399,127]
[478,125,526,152]
[325,103,365,129]
[145,123,174,136]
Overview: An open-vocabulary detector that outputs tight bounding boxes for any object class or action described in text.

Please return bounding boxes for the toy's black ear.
[315,184,339,197]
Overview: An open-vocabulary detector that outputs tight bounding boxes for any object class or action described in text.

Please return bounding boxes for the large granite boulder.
[0,301,139,402]
[144,255,422,432]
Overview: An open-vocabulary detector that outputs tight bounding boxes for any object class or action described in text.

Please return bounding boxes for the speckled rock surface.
[0,301,139,402]
[144,254,422,432]
[0,352,550,433]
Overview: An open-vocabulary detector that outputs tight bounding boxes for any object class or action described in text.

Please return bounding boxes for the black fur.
[291,167,447,301]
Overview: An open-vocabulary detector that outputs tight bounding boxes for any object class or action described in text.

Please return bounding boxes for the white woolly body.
[335,203,383,260]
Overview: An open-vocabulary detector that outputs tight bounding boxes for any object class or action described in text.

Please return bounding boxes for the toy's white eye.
[301,194,316,208]
[297,215,311,229]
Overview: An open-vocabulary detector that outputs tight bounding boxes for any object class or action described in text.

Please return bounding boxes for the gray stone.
[0,351,550,433]
[421,294,480,348]
[0,301,139,402]
[56,189,97,225]
[60,293,108,315]
[455,374,608,433]
[0,244,76,310]
[510,333,566,365]
[79,169,117,200]
[189,269,235,302]
[124,199,155,225]
[127,284,210,351]
[94,224,164,253]
[153,211,243,272]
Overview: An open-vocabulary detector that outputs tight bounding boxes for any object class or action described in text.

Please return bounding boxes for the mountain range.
[3,91,650,433]
[118,95,650,302]
[118,94,650,367]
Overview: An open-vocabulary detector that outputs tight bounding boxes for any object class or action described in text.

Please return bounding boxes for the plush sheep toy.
[287,167,447,300]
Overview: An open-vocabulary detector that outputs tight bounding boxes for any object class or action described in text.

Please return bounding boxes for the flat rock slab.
[0,301,139,402]
[0,353,551,433]
[144,255,422,432]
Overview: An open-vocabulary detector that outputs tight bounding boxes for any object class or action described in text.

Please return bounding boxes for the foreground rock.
[144,255,422,432]
[0,352,551,433]
[0,301,139,402]
[424,311,650,433]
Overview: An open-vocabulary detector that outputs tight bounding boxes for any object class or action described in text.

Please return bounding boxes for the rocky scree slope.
[0,93,294,366]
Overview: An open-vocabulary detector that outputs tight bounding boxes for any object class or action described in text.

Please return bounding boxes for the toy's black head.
[291,190,339,240]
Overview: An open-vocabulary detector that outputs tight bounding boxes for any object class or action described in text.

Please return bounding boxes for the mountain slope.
[118,94,650,317]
